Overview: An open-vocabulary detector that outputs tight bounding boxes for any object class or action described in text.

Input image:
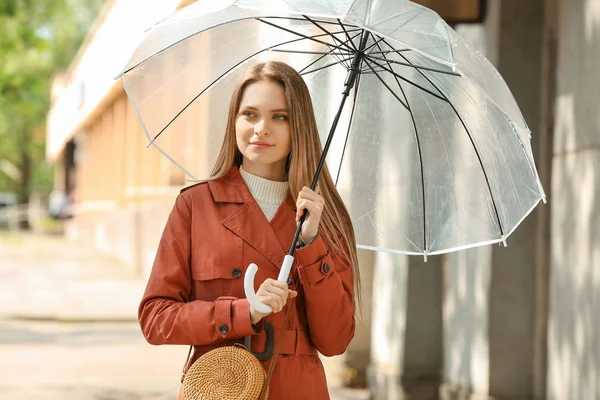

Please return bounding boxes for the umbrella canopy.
[117,0,546,258]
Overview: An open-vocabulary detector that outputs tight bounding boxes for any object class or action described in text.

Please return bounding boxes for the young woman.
[138,61,361,399]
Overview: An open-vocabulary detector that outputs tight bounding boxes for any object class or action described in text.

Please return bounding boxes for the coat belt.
[250,327,317,356]
[186,328,317,372]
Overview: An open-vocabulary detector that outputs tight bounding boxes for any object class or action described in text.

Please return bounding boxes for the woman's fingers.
[296,199,310,221]
[261,278,289,292]
[265,284,287,300]
[256,278,298,313]
[256,279,296,313]
[298,186,325,203]
[296,199,323,222]
[296,187,325,220]
[265,288,284,311]
[257,295,282,313]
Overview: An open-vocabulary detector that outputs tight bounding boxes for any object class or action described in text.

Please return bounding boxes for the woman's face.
[235,80,292,181]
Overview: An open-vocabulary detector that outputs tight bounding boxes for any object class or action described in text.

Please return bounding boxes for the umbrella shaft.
[287,31,370,256]
[344,31,370,95]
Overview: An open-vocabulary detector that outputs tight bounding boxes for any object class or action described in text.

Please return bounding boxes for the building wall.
[66,90,183,277]
[547,0,600,398]
[63,0,211,276]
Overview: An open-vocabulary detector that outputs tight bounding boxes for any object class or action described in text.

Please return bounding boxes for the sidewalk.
[0,231,370,400]
[0,232,145,322]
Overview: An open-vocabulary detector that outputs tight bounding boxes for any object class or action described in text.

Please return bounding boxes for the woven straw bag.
[178,272,298,400]
[179,343,268,400]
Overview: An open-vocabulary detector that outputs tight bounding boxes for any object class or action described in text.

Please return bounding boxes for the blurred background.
[0,0,598,399]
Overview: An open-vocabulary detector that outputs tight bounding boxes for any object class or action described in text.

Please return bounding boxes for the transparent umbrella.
[117,0,546,312]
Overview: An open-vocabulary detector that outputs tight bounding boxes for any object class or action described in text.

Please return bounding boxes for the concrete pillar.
[342,248,375,387]
[368,252,444,400]
[488,1,549,399]
[443,248,493,399]
[441,2,500,398]
[402,255,444,400]
[368,252,410,400]
[547,0,600,398]
[533,0,558,396]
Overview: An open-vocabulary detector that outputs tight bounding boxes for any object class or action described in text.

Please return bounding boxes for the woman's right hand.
[249,278,297,324]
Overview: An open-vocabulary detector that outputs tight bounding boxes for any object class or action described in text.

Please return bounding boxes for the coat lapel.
[209,165,297,270]
[270,191,299,255]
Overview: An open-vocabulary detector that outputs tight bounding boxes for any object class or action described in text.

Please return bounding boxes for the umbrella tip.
[423,253,428,262]
[502,238,508,247]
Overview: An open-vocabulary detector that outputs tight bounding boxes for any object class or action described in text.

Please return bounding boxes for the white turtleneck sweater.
[239,166,289,222]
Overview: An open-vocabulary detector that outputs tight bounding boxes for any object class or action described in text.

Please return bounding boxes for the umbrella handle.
[244,255,295,314]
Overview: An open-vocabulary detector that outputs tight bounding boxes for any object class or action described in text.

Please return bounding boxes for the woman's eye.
[243,111,256,118]
[274,114,288,121]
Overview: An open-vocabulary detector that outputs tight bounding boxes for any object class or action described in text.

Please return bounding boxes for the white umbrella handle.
[244,255,295,314]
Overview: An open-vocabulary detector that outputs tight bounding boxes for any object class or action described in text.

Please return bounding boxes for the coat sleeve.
[138,192,262,346]
[294,234,355,356]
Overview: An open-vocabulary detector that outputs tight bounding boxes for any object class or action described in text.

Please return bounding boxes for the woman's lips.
[250,143,273,149]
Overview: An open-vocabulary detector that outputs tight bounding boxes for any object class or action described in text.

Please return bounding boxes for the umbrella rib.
[300,57,354,76]
[367,55,461,76]
[367,49,411,55]
[362,59,408,110]
[263,16,359,28]
[270,50,354,56]
[374,43,427,254]
[361,68,387,74]
[303,15,356,53]
[294,31,362,74]
[270,27,360,57]
[148,31,350,144]
[363,35,389,55]
[336,19,358,51]
[365,57,448,102]
[388,41,506,238]
[375,39,447,100]
[334,70,362,186]
[256,18,351,54]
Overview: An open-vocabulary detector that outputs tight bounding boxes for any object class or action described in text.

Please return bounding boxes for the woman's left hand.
[296,186,325,242]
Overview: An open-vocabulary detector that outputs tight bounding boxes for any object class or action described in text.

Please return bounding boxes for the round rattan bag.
[180,344,268,400]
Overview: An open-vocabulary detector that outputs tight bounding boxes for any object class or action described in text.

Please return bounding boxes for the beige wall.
[548,0,600,398]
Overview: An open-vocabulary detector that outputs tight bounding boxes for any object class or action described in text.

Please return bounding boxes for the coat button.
[286,278,293,286]
[219,324,229,335]
[322,263,330,274]
[232,268,242,279]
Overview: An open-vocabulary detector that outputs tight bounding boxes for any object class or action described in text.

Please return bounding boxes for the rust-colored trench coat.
[139,165,356,399]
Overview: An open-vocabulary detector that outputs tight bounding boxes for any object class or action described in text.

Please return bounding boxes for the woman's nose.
[254,119,268,136]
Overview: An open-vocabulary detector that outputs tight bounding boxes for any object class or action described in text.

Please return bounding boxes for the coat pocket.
[191,235,244,299]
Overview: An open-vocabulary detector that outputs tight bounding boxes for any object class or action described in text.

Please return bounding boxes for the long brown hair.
[210,61,361,308]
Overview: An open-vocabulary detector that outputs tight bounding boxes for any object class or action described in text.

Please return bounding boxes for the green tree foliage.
[0,0,105,206]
